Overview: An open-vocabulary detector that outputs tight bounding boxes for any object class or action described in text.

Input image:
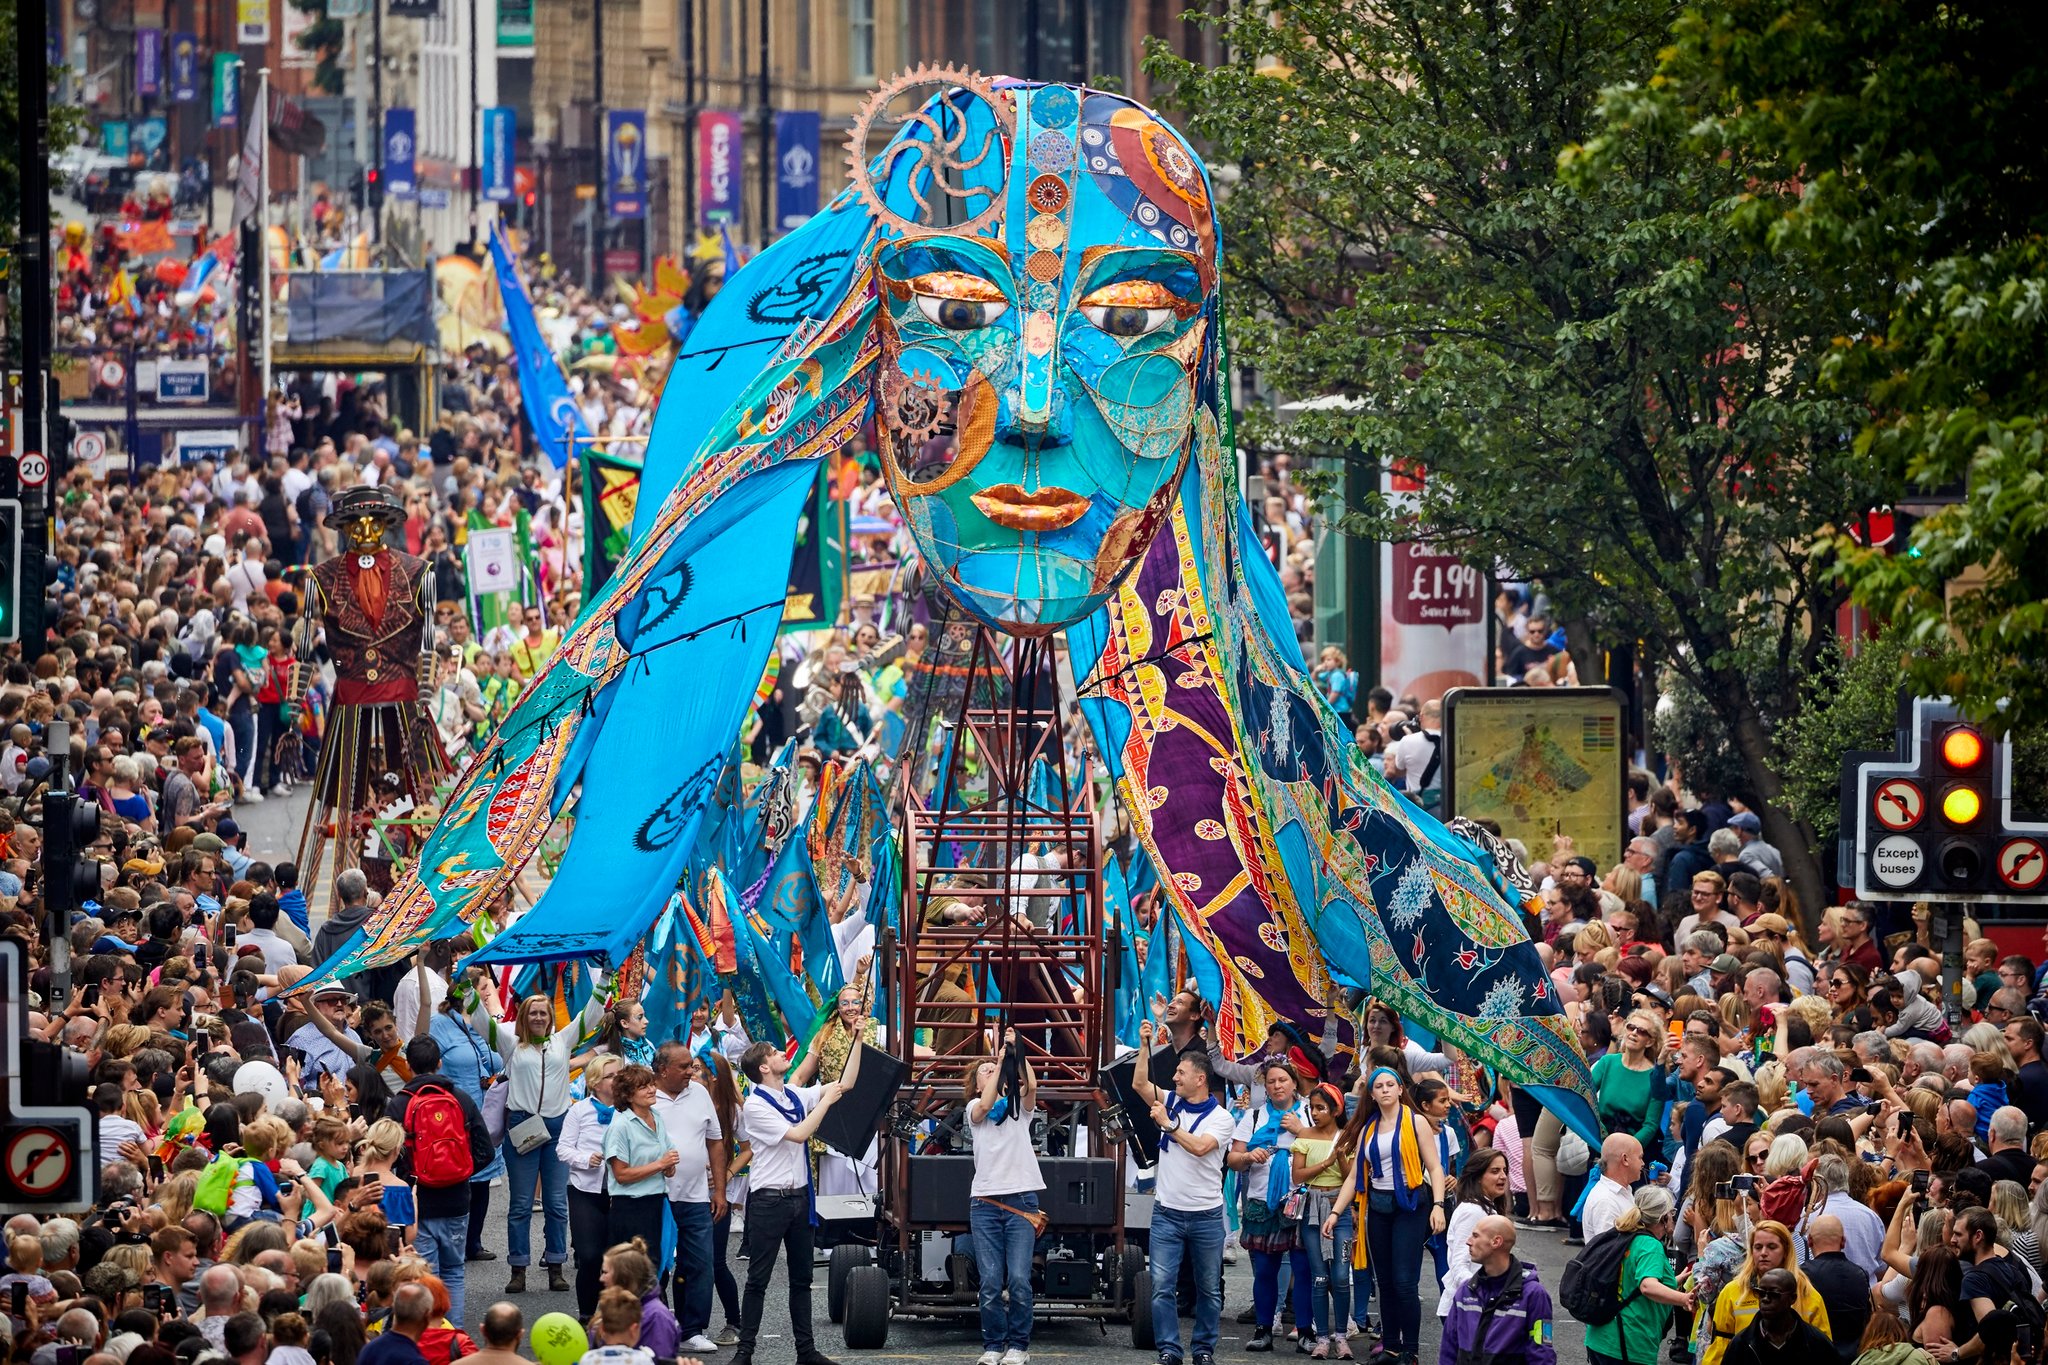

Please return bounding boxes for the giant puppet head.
[854,68,1220,635]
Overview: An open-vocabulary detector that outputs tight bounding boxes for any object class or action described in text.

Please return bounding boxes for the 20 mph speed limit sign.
[15,453,48,488]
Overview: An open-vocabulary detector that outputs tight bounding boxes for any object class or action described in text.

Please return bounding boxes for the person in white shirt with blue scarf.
[1231,1060,1313,1353]
[1136,1019,1238,1365]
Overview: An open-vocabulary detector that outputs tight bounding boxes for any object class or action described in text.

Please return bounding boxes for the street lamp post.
[470,0,481,242]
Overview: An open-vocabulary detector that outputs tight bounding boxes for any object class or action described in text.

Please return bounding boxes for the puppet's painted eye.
[1082,305,1176,337]
[908,272,1010,331]
[1079,279,1193,337]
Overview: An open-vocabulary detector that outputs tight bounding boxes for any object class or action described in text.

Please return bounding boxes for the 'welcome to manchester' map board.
[1441,686,1629,873]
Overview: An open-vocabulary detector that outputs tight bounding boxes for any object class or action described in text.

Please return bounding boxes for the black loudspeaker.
[906,1155,976,1225]
[1041,1157,1119,1227]
[814,1044,907,1158]
[1042,1258,1095,1298]
[1099,1057,1163,1168]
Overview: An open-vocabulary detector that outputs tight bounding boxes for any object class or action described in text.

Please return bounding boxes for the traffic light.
[0,498,20,644]
[1841,694,2048,907]
[0,939,96,1211]
[40,791,102,926]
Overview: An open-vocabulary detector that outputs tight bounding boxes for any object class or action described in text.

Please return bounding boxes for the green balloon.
[530,1312,589,1365]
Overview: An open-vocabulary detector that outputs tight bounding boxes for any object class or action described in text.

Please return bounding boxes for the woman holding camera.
[967,1028,1043,1365]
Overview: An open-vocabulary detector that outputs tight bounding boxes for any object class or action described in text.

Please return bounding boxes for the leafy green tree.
[1595,0,2048,728]
[1149,0,1892,920]
[1,0,88,253]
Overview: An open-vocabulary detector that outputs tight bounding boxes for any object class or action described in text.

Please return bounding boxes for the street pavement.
[439,1212,1589,1362]
[236,789,1592,1361]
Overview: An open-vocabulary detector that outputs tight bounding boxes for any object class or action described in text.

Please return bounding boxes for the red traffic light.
[1941,726,1985,769]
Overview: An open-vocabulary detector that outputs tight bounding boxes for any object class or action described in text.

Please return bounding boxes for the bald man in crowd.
[1439,1216,1555,1365]
[1798,1215,1870,1360]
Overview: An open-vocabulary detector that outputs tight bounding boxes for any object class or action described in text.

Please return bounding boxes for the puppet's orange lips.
[969,484,1090,532]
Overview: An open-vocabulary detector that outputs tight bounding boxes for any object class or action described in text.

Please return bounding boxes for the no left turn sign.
[4,1128,72,1198]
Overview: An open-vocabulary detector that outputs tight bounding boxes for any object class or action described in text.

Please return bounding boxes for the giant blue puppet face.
[857,72,1219,635]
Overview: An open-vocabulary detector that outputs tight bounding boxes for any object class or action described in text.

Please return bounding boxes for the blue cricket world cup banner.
[481,105,515,203]
[606,109,647,219]
[774,110,819,230]
[383,108,417,198]
[170,33,199,102]
[137,30,162,96]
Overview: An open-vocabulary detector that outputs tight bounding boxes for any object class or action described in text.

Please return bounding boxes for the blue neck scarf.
[760,1086,818,1226]
[1249,1097,1305,1204]
[1160,1093,1220,1153]
[590,1099,615,1124]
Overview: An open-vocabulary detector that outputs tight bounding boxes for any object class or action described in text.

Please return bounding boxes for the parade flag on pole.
[488,222,589,468]
[579,445,642,593]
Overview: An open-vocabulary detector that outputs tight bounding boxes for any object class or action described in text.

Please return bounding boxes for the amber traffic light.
[1942,786,1984,825]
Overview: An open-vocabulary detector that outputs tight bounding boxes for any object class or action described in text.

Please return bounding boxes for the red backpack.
[406,1084,476,1188]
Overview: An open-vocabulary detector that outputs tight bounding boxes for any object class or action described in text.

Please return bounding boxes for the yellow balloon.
[529,1313,588,1365]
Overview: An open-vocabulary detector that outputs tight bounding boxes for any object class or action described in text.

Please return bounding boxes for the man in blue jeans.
[390,1036,495,1326]
[654,1042,729,1354]
[1136,1019,1237,1365]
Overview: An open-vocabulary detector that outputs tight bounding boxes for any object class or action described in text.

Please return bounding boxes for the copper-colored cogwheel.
[881,365,955,445]
[846,64,1016,239]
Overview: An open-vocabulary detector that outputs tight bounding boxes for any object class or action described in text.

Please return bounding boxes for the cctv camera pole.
[1936,904,1968,1029]
[44,721,71,1004]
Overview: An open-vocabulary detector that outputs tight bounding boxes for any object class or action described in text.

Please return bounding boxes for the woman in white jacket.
[560,1054,622,1319]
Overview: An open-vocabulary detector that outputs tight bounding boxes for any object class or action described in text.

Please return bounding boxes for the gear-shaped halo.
[881,365,955,446]
[847,64,1015,240]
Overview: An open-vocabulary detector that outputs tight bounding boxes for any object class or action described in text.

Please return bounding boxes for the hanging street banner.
[236,0,269,46]
[606,110,647,219]
[383,109,417,198]
[579,447,642,595]
[698,109,740,227]
[135,117,168,154]
[211,54,239,126]
[388,0,440,19]
[481,106,516,203]
[774,110,819,230]
[101,122,131,157]
[170,34,199,102]
[137,30,162,96]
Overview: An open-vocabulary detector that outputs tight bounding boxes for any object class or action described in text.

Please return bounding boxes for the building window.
[720,0,734,70]
[848,0,874,80]
[794,0,811,73]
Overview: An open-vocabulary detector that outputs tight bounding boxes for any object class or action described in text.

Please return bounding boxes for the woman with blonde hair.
[463,972,610,1294]
[1962,1022,2016,1074]
[1763,1132,1809,1181]
[1700,1220,1830,1365]
[1717,992,1758,1048]
[1572,920,1616,965]
[1603,866,1644,907]
[1586,1187,1693,1365]
[1592,1010,1666,1152]
[1752,1062,1789,1118]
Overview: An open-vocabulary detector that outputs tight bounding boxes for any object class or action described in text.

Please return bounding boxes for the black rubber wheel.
[1119,1246,1145,1302]
[827,1244,871,1324]
[842,1264,893,1350]
[1130,1270,1155,1349]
